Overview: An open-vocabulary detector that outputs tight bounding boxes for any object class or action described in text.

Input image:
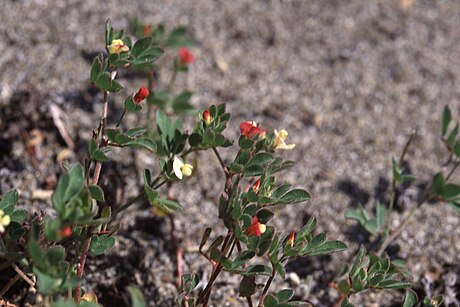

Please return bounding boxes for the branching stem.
[258,263,277,307]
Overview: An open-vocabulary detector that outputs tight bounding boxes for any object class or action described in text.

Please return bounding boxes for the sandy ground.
[1,0,460,306]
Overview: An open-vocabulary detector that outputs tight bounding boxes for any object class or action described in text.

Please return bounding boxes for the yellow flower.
[173,156,193,180]
[107,39,129,55]
[0,209,11,233]
[273,129,295,150]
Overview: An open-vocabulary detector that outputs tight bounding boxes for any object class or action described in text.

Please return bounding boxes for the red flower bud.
[240,121,262,139]
[133,86,149,104]
[203,109,212,125]
[179,47,195,65]
[61,226,72,238]
[252,178,261,193]
[143,25,152,36]
[287,231,295,247]
[246,217,266,237]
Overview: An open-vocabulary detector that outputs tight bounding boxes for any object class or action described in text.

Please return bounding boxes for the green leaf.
[52,164,85,214]
[235,150,251,166]
[47,246,66,262]
[28,240,45,262]
[345,206,369,226]
[127,137,156,152]
[128,286,146,307]
[447,123,458,146]
[0,189,19,214]
[258,226,275,256]
[276,289,294,303]
[206,236,224,254]
[105,19,113,47]
[276,189,310,205]
[150,197,183,213]
[199,228,212,251]
[89,185,105,202]
[364,219,378,236]
[392,158,402,182]
[349,245,368,279]
[10,209,27,223]
[352,275,364,292]
[275,261,286,279]
[33,267,62,295]
[177,274,199,306]
[432,173,445,196]
[125,96,142,112]
[296,216,317,243]
[271,184,292,200]
[243,164,265,177]
[443,183,460,201]
[241,264,272,276]
[376,202,386,230]
[337,279,350,296]
[442,106,452,136]
[239,276,257,297]
[263,294,279,307]
[403,289,418,307]
[91,149,109,162]
[89,235,115,256]
[172,91,194,113]
[98,74,122,92]
[90,55,123,92]
[306,233,327,249]
[90,54,106,83]
[238,136,254,150]
[165,26,193,48]
[376,279,412,289]
[247,152,275,166]
[189,133,203,147]
[131,38,164,65]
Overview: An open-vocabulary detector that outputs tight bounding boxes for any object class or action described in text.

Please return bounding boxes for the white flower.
[173,156,193,180]
[273,129,295,150]
[0,209,11,233]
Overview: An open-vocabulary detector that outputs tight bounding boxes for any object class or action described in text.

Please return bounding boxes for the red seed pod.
[133,86,149,104]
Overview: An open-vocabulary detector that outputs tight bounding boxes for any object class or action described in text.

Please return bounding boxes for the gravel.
[1,0,459,306]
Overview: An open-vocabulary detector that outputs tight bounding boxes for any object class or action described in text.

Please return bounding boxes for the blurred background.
[1,0,459,306]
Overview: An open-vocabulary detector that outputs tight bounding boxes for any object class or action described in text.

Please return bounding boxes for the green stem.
[212,146,228,176]
[446,159,460,181]
[197,233,236,305]
[378,186,431,256]
[385,131,416,234]
[115,108,126,129]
